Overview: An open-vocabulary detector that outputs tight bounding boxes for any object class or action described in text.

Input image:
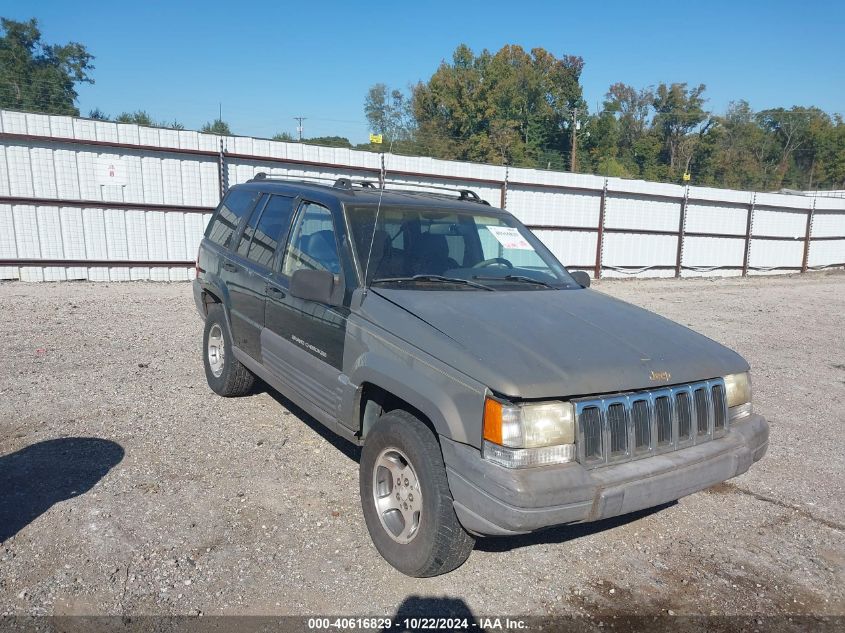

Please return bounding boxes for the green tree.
[364,83,413,142]
[652,83,709,175]
[409,44,585,167]
[816,115,845,189]
[272,131,296,142]
[583,113,630,177]
[0,17,94,115]
[755,107,823,189]
[201,118,232,135]
[603,83,653,174]
[87,108,109,120]
[114,110,183,130]
[116,110,155,126]
[699,101,766,189]
[303,135,353,148]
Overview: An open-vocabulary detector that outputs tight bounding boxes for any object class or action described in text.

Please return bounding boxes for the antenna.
[362,134,398,295]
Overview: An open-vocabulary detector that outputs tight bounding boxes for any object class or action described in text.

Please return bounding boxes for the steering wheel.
[472,257,513,269]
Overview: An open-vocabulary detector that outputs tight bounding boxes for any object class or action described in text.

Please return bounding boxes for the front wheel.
[359,410,475,577]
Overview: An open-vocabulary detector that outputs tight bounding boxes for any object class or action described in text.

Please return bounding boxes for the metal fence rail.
[1,109,843,282]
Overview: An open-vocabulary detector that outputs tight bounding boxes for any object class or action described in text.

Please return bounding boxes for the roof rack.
[249,172,358,186]
[332,177,490,205]
[245,173,489,205]
[333,178,378,190]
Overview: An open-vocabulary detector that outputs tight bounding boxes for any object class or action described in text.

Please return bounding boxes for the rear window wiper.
[472,274,557,289]
[371,274,495,291]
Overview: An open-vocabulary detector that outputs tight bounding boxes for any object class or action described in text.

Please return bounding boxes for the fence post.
[217,138,228,200]
[675,186,689,278]
[500,165,509,209]
[594,178,608,279]
[742,193,755,276]
[801,197,816,273]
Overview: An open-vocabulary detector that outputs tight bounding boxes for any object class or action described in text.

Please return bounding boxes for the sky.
[3,0,844,144]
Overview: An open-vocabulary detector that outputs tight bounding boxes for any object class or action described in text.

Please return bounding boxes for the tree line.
[3,18,842,191]
[364,44,845,191]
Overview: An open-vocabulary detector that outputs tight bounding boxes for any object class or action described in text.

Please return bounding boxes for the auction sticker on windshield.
[486,226,532,250]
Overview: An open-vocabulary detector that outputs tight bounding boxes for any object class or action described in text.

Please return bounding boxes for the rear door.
[205,187,262,348]
[227,193,297,359]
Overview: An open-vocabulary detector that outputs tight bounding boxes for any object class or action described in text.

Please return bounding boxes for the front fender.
[346,338,486,446]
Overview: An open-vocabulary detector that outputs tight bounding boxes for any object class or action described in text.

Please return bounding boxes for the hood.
[369,287,748,399]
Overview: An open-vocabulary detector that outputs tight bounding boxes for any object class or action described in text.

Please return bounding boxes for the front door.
[263,200,349,418]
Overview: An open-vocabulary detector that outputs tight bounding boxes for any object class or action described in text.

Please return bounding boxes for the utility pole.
[293,116,307,142]
[570,107,578,173]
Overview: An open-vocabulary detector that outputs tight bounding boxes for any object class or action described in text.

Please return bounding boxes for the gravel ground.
[1,272,843,621]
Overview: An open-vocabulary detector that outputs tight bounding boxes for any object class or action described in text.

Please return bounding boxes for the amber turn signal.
[483,397,503,445]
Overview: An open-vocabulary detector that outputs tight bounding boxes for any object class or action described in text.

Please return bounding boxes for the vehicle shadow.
[0,437,124,542]
[259,381,362,463]
[475,501,676,552]
[385,595,480,631]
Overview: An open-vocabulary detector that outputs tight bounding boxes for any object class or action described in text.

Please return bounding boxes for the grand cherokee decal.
[291,334,328,359]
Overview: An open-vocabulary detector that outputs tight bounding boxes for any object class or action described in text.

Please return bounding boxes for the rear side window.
[206,189,261,249]
[246,195,296,268]
[236,195,268,258]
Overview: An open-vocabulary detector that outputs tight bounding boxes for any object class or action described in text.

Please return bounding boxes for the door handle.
[266,284,285,299]
[222,262,240,273]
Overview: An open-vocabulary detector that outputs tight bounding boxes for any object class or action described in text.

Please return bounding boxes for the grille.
[631,399,651,454]
[712,384,727,431]
[575,379,729,469]
[676,391,693,442]
[580,406,603,464]
[694,387,710,437]
[654,396,672,447]
[607,402,628,458]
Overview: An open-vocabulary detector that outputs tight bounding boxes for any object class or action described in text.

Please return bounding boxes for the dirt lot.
[1,272,844,621]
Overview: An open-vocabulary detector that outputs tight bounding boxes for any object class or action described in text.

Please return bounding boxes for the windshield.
[347,205,578,290]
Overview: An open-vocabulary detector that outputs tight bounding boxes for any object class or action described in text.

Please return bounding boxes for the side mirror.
[289,269,338,304]
[570,270,591,288]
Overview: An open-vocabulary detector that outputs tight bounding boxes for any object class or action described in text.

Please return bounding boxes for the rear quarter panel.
[195,239,232,316]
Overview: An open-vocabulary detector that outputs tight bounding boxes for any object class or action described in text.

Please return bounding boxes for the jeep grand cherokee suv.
[193,174,769,577]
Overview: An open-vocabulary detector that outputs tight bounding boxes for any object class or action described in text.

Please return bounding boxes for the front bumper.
[442,413,769,536]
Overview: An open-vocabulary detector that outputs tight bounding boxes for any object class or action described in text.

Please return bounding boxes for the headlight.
[482,398,575,468]
[724,372,753,421]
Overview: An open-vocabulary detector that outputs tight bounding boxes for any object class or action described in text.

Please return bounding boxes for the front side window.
[347,205,576,290]
[206,188,261,249]
[282,202,341,277]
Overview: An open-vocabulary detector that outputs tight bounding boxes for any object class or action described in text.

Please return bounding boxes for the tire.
[202,304,255,397]
[359,410,475,577]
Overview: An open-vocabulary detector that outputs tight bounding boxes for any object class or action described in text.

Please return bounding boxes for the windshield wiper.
[371,274,495,291]
[472,274,557,289]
